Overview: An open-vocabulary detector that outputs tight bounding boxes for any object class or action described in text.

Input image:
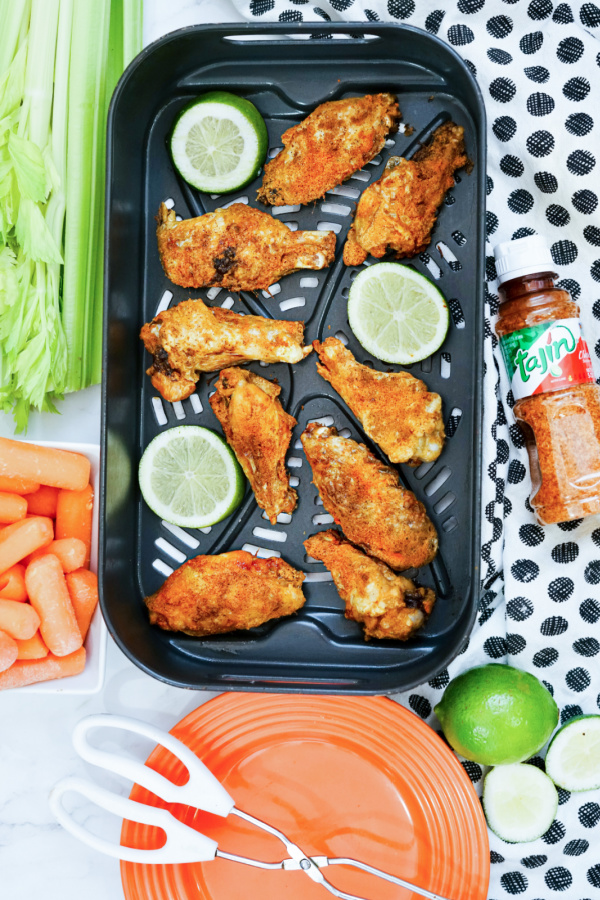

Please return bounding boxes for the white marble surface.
[0,6,234,899]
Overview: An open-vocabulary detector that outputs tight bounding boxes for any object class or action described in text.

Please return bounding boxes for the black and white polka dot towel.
[146,1,600,895]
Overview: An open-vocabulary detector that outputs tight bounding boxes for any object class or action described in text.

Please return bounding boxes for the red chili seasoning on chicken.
[494,235,600,525]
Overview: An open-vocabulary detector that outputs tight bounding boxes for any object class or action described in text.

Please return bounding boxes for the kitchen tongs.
[50,714,450,900]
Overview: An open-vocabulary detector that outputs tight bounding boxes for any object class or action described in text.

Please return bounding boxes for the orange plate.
[121,694,489,900]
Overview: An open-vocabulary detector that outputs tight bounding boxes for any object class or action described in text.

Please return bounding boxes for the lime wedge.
[546,715,600,791]
[138,426,245,528]
[483,764,558,843]
[170,91,268,194]
[348,262,449,364]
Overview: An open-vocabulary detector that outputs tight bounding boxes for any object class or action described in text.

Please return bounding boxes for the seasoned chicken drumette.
[156,202,336,292]
[257,93,400,207]
[313,338,445,465]
[343,121,467,266]
[304,530,435,641]
[140,298,311,403]
[145,551,306,637]
[301,423,438,571]
[210,368,297,524]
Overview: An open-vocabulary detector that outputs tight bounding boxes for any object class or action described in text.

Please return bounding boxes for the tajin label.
[500,317,596,400]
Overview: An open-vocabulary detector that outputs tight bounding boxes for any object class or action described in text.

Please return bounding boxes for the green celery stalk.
[89,0,143,386]
[17,0,59,150]
[61,0,110,392]
[88,0,124,387]
[43,0,73,395]
[122,0,143,68]
[0,0,31,77]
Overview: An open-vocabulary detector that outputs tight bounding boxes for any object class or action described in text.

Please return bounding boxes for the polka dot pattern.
[237,2,600,897]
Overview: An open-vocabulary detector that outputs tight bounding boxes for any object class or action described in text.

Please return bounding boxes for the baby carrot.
[0,564,27,601]
[16,631,49,660]
[55,484,94,567]
[0,599,41,640]
[28,538,87,574]
[0,475,40,495]
[0,438,90,491]
[66,569,99,641]
[0,647,86,690]
[26,485,59,518]
[0,492,27,524]
[0,629,18,672]
[25,555,82,656]
[0,517,54,575]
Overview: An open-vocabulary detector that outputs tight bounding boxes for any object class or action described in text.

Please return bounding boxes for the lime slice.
[138,426,245,528]
[170,91,268,194]
[348,262,449,364]
[546,715,600,791]
[483,764,558,843]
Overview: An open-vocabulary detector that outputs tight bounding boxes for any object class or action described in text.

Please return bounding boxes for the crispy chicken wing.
[313,338,445,465]
[140,298,312,403]
[257,94,400,207]
[156,202,335,292]
[209,367,297,524]
[304,530,435,640]
[301,423,438,570]
[343,122,467,266]
[145,551,306,637]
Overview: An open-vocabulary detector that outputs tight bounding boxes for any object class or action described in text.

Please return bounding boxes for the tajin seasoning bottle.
[494,234,600,525]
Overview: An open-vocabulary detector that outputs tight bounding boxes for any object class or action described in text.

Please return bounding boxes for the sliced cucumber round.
[170,91,268,194]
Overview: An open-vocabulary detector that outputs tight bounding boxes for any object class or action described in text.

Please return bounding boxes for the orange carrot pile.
[0,438,97,690]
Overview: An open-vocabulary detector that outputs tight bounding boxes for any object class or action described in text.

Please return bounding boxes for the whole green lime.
[434,664,559,766]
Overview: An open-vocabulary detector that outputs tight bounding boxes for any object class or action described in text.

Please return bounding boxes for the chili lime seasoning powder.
[494,235,600,525]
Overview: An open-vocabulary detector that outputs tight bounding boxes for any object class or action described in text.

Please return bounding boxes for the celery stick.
[122,0,143,68]
[90,0,143,386]
[44,0,72,395]
[0,0,31,76]
[88,0,124,388]
[17,0,60,150]
[80,0,111,388]
[61,0,110,392]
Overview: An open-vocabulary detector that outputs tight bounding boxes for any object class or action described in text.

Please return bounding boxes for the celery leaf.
[8,132,48,202]
[15,197,63,264]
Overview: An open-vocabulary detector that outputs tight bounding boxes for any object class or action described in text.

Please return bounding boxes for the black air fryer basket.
[100,22,486,693]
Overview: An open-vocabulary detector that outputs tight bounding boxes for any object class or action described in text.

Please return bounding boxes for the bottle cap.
[493,235,556,285]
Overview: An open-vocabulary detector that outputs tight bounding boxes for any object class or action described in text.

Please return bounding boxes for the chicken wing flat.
[145,551,306,637]
[209,368,297,524]
[257,94,400,207]
[343,122,467,266]
[313,338,445,465]
[304,530,435,641]
[301,423,438,570]
[157,202,335,292]
[140,298,311,403]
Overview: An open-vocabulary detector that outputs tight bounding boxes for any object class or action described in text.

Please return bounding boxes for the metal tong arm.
[324,858,452,900]
[49,713,235,865]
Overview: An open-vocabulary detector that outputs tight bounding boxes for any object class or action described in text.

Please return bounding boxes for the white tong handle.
[50,776,218,864]
[49,713,235,864]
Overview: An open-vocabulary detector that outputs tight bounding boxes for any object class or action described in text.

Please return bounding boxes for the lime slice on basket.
[170,91,268,194]
[138,426,245,528]
[348,262,449,365]
[545,714,600,792]
[482,764,558,843]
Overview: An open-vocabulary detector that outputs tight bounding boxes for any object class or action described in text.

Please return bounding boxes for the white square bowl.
[16,441,107,694]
